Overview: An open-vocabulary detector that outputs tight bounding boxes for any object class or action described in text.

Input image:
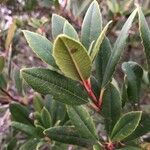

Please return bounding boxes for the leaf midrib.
[60,38,85,82]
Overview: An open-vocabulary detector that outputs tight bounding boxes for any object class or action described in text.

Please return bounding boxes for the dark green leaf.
[67,106,98,140]
[117,146,141,150]
[102,9,137,88]
[21,68,89,105]
[101,83,122,135]
[33,93,44,112]
[52,14,66,39]
[110,111,142,141]
[20,139,40,150]
[95,38,112,88]
[13,67,23,95]
[44,126,96,147]
[22,30,56,67]
[41,107,52,128]
[45,95,68,126]
[9,103,33,126]
[53,35,92,81]
[11,122,37,136]
[81,0,102,49]
[122,61,143,104]
[124,113,150,141]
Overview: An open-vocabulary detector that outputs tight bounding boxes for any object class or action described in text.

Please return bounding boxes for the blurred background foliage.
[0,0,150,149]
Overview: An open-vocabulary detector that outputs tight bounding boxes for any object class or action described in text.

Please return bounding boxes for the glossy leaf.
[21,68,89,105]
[138,7,150,71]
[63,21,79,40]
[41,107,52,128]
[110,111,142,141]
[9,103,33,126]
[91,21,112,62]
[81,0,102,49]
[122,61,143,104]
[0,55,5,74]
[11,122,37,136]
[95,38,112,88]
[23,30,56,67]
[124,113,150,141]
[101,83,122,135]
[44,126,96,147]
[102,9,137,88]
[53,35,92,81]
[67,106,98,140]
[52,14,66,39]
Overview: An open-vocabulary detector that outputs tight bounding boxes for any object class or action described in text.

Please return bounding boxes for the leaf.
[90,76,99,99]
[21,68,89,105]
[81,0,102,49]
[67,105,98,140]
[122,61,143,104]
[90,21,112,62]
[20,139,40,150]
[45,95,67,126]
[44,126,96,147]
[138,6,150,72]
[117,146,141,150]
[95,37,112,88]
[124,113,150,142]
[110,111,142,141]
[0,74,7,89]
[41,107,52,128]
[9,103,33,126]
[101,9,137,88]
[0,55,5,74]
[53,34,92,81]
[101,83,122,135]
[22,30,56,67]
[63,21,79,40]
[11,122,37,136]
[52,14,66,39]
[13,67,23,95]
[33,93,44,112]
[5,19,16,50]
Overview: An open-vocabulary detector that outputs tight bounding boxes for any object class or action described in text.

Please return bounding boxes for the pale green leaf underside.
[22,30,56,67]
[81,0,102,49]
[21,68,89,105]
[102,9,137,88]
[110,111,142,141]
[53,35,92,81]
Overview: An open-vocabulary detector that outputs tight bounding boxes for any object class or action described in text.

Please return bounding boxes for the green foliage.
[81,0,102,49]
[53,35,92,81]
[101,9,137,88]
[0,55,5,74]
[110,111,142,141]
[6,1,150,149]
[67,106,98,140]
[21,68,89,105]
